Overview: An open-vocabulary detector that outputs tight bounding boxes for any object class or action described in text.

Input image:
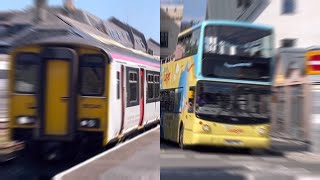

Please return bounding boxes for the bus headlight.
[202,124,211,132]
[257,127,267,136]
[80,119,100,128]
[16,116,36,125]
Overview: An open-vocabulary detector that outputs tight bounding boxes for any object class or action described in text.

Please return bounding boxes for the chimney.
[64,0,75,12]
[33,0,47,23]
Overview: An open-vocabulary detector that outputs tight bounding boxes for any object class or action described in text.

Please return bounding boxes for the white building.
[160,4,183,59]
[254,0,320,48]
[204,0,320,48]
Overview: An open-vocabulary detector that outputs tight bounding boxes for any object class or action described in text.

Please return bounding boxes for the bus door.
[139,68,145,126]
[38,47,78,139]
[171,88,183,142]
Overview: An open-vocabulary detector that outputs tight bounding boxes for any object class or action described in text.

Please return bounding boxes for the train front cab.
[9,45,110,158]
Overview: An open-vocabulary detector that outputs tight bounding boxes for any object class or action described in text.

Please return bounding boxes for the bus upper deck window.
[79,54,105,96]
[14,53,40,94]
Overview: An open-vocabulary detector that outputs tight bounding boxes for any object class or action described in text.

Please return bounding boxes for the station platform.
[54,127,160,180]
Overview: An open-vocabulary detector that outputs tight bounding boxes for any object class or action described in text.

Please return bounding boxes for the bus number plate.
[224,140,242,145]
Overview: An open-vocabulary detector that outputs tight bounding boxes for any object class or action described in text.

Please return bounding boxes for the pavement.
[160,138,320,180]
[54,127,160,180]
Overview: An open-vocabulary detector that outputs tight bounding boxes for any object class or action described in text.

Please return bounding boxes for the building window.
[160,32,169,48]
[116,32,121,40]
[237,0,243,7]
[148,49,154,55]
[140,40,145,49]
[237,0,251,8]
[281,39,296,47]
[282,0,295,14]
[244,0,251,8]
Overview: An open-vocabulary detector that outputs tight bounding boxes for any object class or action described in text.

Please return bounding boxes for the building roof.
[108,17,148,53]
[0,4,156,60]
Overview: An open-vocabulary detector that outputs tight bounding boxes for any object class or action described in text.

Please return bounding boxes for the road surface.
[160,139,320,180]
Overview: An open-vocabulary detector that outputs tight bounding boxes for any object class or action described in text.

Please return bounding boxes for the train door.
[139,68,145,126]
[39,48,77,138]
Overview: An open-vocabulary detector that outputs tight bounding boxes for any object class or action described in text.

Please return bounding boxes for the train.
[8,14,160,160]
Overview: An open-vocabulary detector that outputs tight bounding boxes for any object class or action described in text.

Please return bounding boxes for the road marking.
[160,154,186,159]
[193,154,221,159]
[53,126,159,180]
[227,156,255,161]
[261,157,288,162]
[297,175,320,180]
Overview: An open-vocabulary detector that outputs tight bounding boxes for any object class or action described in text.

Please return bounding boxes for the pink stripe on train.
[110,53,160,68]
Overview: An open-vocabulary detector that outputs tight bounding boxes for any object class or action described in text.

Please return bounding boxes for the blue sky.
[0,0,160,41]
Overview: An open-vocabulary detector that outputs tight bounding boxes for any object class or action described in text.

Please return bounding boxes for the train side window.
[154,74,160,100]
[79,54,105,96]
[147,74,154,99]
[146,70,160,103]
[126,67,139,107]
[129,71,138,101]
[116,71,120,99]
[14,53,40,94]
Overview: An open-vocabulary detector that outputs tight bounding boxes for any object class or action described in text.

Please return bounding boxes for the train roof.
[11,14,159,67]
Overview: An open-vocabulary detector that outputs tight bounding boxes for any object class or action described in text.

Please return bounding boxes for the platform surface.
[54,127,160,180]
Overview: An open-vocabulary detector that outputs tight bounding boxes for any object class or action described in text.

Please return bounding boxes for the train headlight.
[202,124,211,132]
[16,116,35,125]
[257,127,267,136]
[80,119,100,128]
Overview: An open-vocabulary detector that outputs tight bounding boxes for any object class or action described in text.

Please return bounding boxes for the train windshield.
[79,54,105,96]
[14,54,40,94]
[202,25,272,82]
[196,81,270,125]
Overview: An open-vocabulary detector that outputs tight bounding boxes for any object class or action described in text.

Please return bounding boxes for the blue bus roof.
[179,20,273,37]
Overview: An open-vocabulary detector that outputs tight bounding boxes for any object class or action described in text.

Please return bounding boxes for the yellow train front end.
[9,44,110,160]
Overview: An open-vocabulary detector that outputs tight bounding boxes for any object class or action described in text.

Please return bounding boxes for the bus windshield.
[202,54,270,81]
[196,81,270,125]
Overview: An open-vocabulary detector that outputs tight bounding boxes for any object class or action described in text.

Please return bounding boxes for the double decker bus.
[160,20,274,150]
